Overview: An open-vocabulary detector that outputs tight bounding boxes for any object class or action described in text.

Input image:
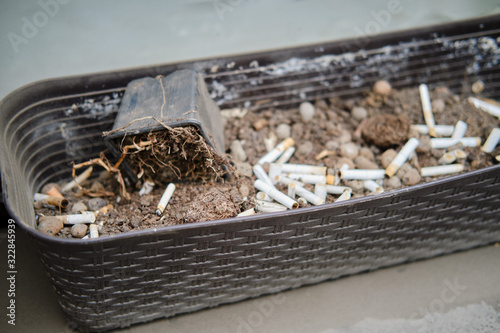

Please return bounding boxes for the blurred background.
[1,1,500,332]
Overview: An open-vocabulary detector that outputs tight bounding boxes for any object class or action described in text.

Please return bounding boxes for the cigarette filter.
[89,224,99,239]
[430,137,481,149]
[257,137,295,165]
[410,124,455,136]
[275,147,295,164]
[325,185,352,195]
[295,185,324,206]
[156,183,176,216]
[256,191,273,202]
[335,190,351,202]
[237,208,256,216]
[385,138,419,177]
[253,164,274,186]
[419,84,437,137]
[469,97,500,118]
[255,199,288,213]
[281,163,327,175]
[254,179,298,209]
[340,169,386,180]
[314,183,327,201]
[420,164,464,177]
[451,120,467,139]
[62,166,93,192]
[482,128,500,153]
[363,180,384,194]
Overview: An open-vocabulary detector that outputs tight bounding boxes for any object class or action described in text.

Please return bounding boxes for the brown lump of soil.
[362,113,410,148]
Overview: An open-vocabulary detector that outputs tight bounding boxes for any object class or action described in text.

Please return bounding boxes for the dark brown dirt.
[38,84,500,238]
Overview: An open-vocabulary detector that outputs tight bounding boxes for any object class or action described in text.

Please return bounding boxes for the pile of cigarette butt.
[238,83,500,216]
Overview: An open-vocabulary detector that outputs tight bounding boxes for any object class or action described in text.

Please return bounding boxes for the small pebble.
[347,180,364,192]
[325,140,339,151]
[253,119,268,131]
[431,149,444,159]
[230,140,247,162]
[90,181,105,193]
[87,198,107,211]
[296,141,314,157]
[402,168,421,186]
[130,217,141,228]
[276,123,291,140]
[351,107,368,121]
[416,135,432,154]
[299,102,315,122]
[359,147,375,161]
[471,80,485,94]
[340,142,359,159]
[71,224,88,238]
[373,80,392,96]
[354,156,379,169]
[396,162,413,179]
[380,149,397,168]
[38,217,63,235]
[239,184,250,197]
[336,157,355,170]
[71,202,88,214]
[385,176,402,189]
[339,130,352,144]
[431,99,445,113]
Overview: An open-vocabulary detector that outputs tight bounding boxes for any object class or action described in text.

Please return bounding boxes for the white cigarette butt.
[297,197,308,207]
[258,137,295,165]
[62,166,93,192]
[385,138,420,177]
[268,164,283,184]
[363,180,384,194]
[419,84,437,137]
[281,163,327,175]
[238,208,256,216]
[469,97,500,118]
[156,183,176,216]
[410,124,455,136]
[89,223,99,238]
[451,149,467,159]
[314,183,327,201]
[254,179,298,209]
[326,185,352,195]
[253,164,274,186]
[430,137,481,149]
[438,152,457,165]
[256,191,273,202]
[139,180,155,196]
[340,169,386,180]
[288,182,297,198]
[285,173,327,185]
[451,120,467,139]
[295,185,325,206]
[65,214,96,224]
[482,128,500,153]
[420,164,464,177]
[255,199,288,212]
[335,190,351,202]
[275,147,295,164]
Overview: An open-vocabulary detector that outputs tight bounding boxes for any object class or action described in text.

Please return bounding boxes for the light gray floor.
[1,1,500,332]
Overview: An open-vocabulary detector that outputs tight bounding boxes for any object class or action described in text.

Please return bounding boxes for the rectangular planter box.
[1,15,500,332]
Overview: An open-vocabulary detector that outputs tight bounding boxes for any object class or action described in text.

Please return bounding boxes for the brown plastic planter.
[1,15,500,332]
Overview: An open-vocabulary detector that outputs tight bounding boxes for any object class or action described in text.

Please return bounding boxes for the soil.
[36,84,500,238]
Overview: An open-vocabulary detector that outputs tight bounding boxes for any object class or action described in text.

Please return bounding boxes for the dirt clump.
[362,113,410,148]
